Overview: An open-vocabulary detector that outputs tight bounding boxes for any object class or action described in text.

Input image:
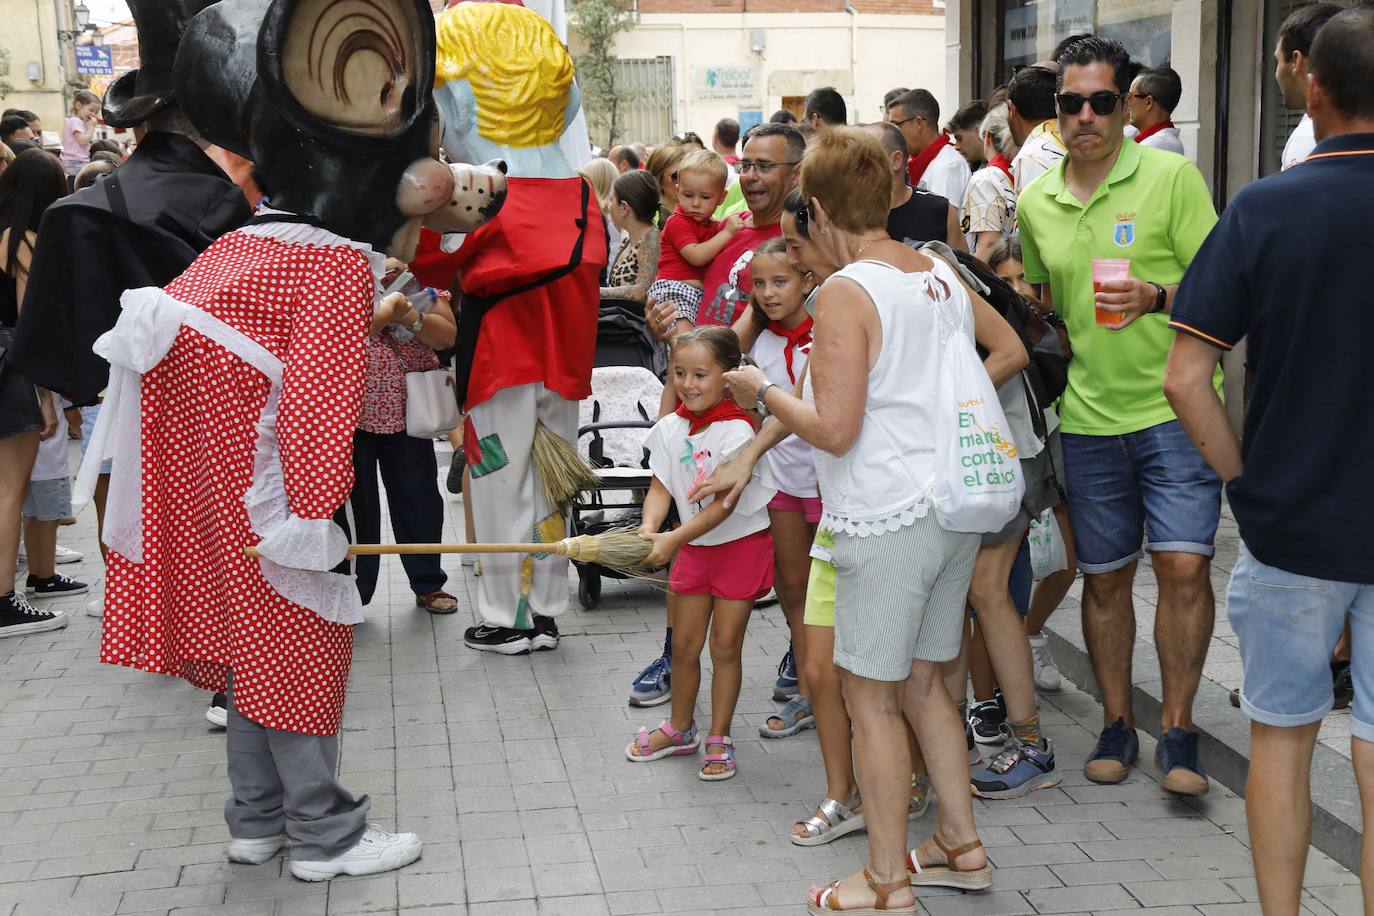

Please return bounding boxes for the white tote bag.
[929,288,1025,534]
[404,367,459,439]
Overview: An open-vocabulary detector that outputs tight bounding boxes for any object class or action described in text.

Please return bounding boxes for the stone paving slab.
[0,450,1360,914]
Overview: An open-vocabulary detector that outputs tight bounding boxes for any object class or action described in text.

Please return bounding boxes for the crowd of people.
[0,0,1371,911]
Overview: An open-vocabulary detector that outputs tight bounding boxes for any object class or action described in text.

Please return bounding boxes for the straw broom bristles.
[531,420,599,515]
[245,527,659,574]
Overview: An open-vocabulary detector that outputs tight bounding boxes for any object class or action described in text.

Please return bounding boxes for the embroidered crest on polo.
[1113,211,1137,247]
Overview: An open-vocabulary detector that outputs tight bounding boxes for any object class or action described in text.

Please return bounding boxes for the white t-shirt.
[1282,114,1316,171]
[645,413,776,546]
[1012,120,1067,196]
[1138,126,1186,156]
[918,143,971,213]
[30,403,70,482]
[748,327,818,498]
[962,165,1016,250]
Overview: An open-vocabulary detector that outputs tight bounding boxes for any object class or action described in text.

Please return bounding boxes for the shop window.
[998,0,1172,81]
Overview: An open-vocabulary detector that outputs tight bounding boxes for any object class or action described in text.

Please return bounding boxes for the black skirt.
[0,326,44,439]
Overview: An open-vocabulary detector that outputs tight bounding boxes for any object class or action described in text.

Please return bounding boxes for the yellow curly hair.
[434,3,574,149]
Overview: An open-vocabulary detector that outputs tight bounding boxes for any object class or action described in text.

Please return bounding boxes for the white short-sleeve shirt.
[645,414,776,546]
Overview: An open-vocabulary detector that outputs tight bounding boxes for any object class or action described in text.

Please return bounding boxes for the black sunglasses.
[793,200,812,237]
[1056,91,1123,116]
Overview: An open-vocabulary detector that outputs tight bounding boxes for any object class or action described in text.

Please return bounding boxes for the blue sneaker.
[629,654,671,707]
[1085,718,1139,785]
[970,725,1061,799]
[1155,728,1208,797]
[773,645,800,701]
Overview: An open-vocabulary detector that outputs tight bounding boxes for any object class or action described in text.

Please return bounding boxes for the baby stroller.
[572,364,662,609]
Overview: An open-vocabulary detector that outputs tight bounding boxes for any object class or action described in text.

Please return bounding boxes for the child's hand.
[639,531,678,569]
[721,212,748,236]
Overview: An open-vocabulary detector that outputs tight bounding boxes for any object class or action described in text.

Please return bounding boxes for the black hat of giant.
[102,0,218,128]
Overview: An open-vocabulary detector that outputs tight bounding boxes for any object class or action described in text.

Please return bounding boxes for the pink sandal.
[625,719,700,762]
[699,735,736,781]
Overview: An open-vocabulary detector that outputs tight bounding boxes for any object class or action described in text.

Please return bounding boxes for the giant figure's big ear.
[172,0,268,159]
[261,0,435,137]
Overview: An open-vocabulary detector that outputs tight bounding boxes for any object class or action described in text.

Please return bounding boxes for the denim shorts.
[80,404,112,475]
[1060,419,1221,574]
[23,477,72,522]
[1228,542,1374,742]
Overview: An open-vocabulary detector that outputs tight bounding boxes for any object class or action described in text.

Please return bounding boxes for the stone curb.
[1042,611,1362,872]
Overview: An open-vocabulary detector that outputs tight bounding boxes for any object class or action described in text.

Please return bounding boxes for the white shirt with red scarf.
[749,322,818,498]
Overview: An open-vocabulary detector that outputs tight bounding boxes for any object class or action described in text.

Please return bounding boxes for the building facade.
[0,0,85,129]
[577,0,947,146]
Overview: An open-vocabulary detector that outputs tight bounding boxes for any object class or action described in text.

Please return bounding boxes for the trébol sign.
[692,66,758,103]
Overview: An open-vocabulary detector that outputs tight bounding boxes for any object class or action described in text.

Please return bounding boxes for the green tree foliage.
[0,49,13,100]
[570,0,633,147]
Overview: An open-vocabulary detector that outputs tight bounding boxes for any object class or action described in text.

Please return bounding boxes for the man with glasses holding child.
[1015,36,1222,797]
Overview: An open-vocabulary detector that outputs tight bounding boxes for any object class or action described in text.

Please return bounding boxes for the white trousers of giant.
[466,382,578,628]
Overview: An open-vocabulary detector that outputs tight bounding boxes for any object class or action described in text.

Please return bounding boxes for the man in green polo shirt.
[1017,36,1221,797]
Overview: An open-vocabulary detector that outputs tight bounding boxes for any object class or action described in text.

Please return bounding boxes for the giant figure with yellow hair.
[435,2,609,654]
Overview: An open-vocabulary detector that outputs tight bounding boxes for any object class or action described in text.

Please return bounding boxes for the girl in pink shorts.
[740,239,821,739]
[626,327,777,781]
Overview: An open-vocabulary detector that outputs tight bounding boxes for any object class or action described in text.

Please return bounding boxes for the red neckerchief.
[676,399,755,435]
[988,154,1013,182]
[1132,121,1175,145]
[908,131,952,187]
[767,316,814,384]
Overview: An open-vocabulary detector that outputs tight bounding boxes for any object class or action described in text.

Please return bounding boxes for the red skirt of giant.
[99,229,375,736]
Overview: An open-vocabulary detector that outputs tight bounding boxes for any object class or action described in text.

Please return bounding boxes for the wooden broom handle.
[245,543,551,558]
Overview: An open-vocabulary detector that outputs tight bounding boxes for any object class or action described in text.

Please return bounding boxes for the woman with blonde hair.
[644,141,687,227]
[579,157,619,215]
[716,126,1028,912]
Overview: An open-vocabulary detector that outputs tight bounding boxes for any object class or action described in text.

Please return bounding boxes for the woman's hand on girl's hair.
[723,365,768,406]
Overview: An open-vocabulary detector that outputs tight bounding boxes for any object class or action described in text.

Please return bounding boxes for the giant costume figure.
[78,0,504,880]
[433,2,608,654]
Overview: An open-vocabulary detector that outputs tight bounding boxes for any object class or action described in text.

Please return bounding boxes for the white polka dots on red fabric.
[100,232,374,737]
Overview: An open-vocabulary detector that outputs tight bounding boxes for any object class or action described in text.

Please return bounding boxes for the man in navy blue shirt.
[1164,8,1374,911]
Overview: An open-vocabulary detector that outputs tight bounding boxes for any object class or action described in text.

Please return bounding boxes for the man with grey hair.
[960,103,1019,261]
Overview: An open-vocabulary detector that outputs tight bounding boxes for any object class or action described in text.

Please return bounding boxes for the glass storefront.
[997,0,1173,80]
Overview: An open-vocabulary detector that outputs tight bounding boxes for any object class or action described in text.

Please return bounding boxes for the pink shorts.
[769,492,823,524]
[669,529,775,602]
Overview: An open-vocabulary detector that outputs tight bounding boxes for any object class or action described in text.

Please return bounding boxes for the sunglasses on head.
[793,200,812,237]
[1056,90,1124,116]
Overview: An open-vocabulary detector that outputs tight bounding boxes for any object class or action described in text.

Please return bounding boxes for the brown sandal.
[808,867,916,914]
[907,834,992,890]
[415,591,458,614]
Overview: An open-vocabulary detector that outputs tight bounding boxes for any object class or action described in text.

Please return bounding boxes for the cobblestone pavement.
[0,453,1361,915]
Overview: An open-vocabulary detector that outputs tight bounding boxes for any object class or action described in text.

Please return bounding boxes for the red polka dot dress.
[100,231,374,736]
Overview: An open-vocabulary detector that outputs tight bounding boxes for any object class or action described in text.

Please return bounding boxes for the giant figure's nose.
[396,157,457,216]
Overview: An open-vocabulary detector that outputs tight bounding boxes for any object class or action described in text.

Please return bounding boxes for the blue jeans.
[1060,419,1221,574]
[1229,542,1374,742]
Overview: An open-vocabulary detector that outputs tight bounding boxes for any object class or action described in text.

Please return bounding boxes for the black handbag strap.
[452,178,592,405]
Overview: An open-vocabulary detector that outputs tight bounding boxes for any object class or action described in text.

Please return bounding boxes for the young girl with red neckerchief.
[737,239,821,742]
[626,326,777,781]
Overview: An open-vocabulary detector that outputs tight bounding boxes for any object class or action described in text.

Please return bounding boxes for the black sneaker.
[445,448,465,495]
[206,693,228,729]
[26,573,88,599]
[966,715,982,767]
[0,591,68,638]
[970,697,1007,746]
[1084,718,1139,785]
[464,624,532,655]
[1155,728,1208,796]
[530,615,559,651]
[1333,660,1353,710]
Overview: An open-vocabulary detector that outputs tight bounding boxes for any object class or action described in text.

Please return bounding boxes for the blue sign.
[739,110,763,135]
[75,46,113,76]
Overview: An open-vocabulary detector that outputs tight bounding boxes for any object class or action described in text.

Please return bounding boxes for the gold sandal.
[808,867,917,914]
[906,834,992,890]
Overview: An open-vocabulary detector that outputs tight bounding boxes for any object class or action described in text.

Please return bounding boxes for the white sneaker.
[53,545,83,565]
[206,693,228,729]
[86,582,104,618]
[289,825,422,881]
[226,834,288,864]
[1029,633,1062,692]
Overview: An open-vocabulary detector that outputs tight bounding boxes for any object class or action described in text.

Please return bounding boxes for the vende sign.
[75,46,113,76]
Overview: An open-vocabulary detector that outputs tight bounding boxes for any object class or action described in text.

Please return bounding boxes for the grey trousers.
[224,683,370,860]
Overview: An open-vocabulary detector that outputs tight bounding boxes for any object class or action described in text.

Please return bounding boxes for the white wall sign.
[691,65,760,104]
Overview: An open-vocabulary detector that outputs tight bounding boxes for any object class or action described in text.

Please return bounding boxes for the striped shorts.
[831,511,980,681]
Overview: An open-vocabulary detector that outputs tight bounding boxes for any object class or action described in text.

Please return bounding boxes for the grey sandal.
[760,696,816,738]
[791,795,866,847]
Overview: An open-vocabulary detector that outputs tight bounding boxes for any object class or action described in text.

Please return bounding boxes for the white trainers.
[288,825,422,882]
[226,834,288,864]
[86,581,104,618]
[1029,633,1062,692]
[16,544,83,565]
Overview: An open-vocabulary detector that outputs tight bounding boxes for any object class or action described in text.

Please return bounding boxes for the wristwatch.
[1149,282,1167,314]
[756,380,776,417]
[408,312,425,334]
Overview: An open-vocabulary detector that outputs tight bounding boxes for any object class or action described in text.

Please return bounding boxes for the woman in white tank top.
[720,128,1027,914]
